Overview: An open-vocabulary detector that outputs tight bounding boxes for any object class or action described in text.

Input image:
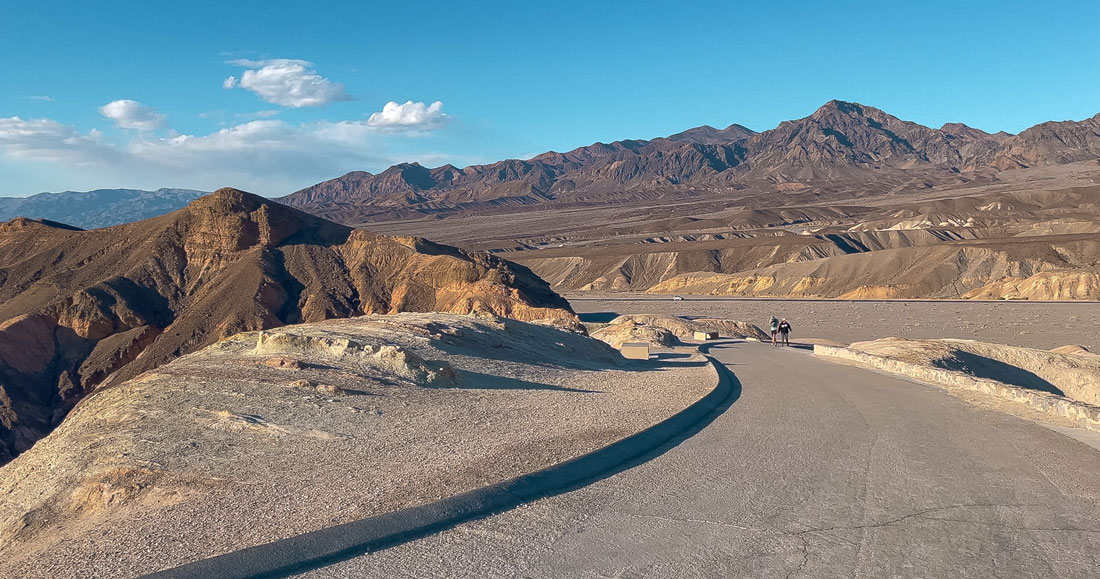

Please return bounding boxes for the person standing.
[769,316,779,346]
[778,318,792,346]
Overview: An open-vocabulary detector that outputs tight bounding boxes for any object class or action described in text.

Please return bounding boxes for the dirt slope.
[0,313,713,579]
[0,189,572,465]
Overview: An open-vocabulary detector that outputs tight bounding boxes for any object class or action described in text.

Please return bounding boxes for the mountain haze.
[0,188,206,229]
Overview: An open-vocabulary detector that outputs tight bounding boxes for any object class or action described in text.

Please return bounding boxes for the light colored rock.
[1051,344,1092,356]
[607,314,768,341]
[261,356,303,370]
[591,321,678,349]
[620,342,651,360]
[253,330,457,387]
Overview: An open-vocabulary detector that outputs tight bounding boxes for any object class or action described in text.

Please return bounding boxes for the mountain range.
[0,188,206,229]
[280,101,1100,222]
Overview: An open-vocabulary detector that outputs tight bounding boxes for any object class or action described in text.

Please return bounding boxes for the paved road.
[297,342,1100,578]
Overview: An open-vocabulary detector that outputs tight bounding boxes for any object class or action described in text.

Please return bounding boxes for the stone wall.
[814,345,1100,432]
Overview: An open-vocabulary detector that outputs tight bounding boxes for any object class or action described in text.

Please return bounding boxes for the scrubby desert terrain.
[0,313,714,578]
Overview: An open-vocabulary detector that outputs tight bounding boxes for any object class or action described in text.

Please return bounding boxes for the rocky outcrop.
[0,189,573,465]
[605,314,768,341]
[962,267,1100,300]
[590,320,679,349]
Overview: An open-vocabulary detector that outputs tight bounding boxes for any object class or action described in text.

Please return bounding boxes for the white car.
[672,295,685,301]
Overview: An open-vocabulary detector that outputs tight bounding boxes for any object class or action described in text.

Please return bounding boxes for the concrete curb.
[144,354,737,579]
[814,344,1100,431]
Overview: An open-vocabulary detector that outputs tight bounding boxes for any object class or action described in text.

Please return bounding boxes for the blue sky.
[2,0,1098,196]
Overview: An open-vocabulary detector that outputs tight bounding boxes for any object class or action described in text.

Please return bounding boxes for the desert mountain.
[0,188,205,229]
[503,183,1100,298]
[0,188,572,465]
[281,101,1100,222]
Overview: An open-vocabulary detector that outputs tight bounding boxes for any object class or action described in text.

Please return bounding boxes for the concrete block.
[620,342,650,360]
[693,331,719,341]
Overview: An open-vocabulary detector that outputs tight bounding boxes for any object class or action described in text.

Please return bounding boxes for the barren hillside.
[649,235,1100,299]
[0,189,572,465]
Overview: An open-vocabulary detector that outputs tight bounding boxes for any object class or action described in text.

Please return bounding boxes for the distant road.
[298,342,1100,578]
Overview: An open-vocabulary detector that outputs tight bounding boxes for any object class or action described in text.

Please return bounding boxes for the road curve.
[298,342,1100,578]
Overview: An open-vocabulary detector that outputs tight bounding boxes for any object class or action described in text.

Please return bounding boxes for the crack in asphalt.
[785,532,811,579]
[794,503,1033,536]
[605,503,1098,579]
[778,503,1100,578]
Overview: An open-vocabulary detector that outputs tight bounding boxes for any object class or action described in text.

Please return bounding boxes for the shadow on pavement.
[577,311,620,323]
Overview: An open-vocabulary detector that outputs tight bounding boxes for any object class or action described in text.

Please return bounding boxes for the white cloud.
[99,100,166,130]
[0,100,455,194]
[23,95,54,102]
[0,116,119,165]
[224,59,350,108]
[0,115,383,193]
[367,100,448,130]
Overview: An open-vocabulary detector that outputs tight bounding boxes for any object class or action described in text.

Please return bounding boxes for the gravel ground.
[0,314,715,579]
[568,294,1100,351]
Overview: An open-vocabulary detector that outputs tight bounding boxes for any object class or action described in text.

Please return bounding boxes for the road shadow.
[578,312,620,323]
[653,352,694,361]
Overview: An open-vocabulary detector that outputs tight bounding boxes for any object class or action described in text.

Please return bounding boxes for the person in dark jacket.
[778,319,792,346]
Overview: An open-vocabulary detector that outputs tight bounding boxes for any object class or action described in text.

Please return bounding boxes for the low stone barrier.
[814,345,1100,432]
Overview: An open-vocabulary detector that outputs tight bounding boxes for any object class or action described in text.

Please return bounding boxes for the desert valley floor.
[568,295,1100,351]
